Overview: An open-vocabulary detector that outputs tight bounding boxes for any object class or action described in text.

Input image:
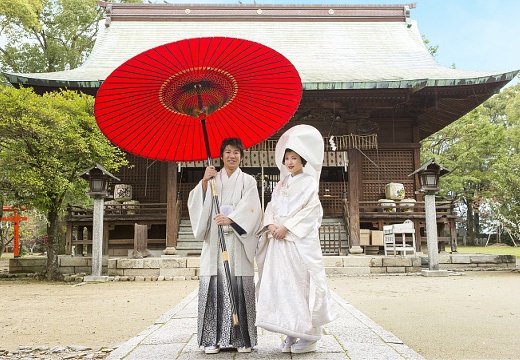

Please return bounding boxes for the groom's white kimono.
[188,168,262,349]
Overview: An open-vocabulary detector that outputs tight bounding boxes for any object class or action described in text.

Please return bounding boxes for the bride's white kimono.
[256,172,335,341]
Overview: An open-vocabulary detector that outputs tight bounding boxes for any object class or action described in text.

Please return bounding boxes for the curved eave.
[3,73,102,95]
[302,71,519,91]
[5,71,517,96]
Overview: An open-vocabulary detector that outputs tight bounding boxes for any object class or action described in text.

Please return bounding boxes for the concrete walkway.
[107,289,424,360]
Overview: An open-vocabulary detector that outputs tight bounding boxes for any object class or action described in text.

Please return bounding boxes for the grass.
[455,245,520,258]
[1,252,46,260]
[0,252,14,260]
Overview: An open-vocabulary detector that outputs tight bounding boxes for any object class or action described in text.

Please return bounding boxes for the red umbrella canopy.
[94,37,302,162]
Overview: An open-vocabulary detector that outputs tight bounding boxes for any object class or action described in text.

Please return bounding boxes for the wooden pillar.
[103,223,109,255]
[438,223,447,252]
[348,147,363,254]
[412,124,422,253]
[132,223,151,258]
[65,223,73,255]
[450,219,458,252]
[76,226,84,256]
[86,226,92,255]
[164,161,178,255]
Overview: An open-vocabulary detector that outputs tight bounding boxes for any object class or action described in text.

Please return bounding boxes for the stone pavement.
[107,289,425,360]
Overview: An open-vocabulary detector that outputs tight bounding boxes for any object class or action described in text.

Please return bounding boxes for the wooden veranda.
[65,197,458,256]
[65,135,459,257]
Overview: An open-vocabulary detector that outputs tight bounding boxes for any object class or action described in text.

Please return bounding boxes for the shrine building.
[4,1,518,257]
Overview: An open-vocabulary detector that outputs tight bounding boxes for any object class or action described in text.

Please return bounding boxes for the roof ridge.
[98,1,416,25]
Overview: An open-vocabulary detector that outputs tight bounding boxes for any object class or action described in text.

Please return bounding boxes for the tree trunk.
[474,211,480,239]
[0,202,4,258]
[466,199,475,245]
[44,208,63,281]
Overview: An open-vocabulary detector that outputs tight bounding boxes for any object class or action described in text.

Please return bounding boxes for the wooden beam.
[165,162,178,252]
[347,147,363,254]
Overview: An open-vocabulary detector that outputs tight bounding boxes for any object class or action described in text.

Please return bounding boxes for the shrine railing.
[247,134,378,152]
[357,200,457,218]
[354,200,459,249]
[66,203,168,222]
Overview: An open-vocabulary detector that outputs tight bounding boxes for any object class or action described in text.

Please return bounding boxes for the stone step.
[176,218,350,254]
[325,266,371,275]
[175,250,202,257]
[176,241,202,249]
[177,219,201,254]
[177,231,195,237]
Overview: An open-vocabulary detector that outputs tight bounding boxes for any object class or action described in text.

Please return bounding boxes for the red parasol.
[94,37,302,328]
[94,36,302,162]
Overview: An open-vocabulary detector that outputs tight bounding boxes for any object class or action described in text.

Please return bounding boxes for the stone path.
[105,289,424,360]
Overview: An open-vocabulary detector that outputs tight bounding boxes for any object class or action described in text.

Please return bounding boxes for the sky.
[153,0,520,87]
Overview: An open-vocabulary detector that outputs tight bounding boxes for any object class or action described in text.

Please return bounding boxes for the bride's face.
[284,151,304,176]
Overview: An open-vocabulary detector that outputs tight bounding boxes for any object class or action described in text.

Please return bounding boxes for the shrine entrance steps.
[175,217,349,257]
[175,219,200,256]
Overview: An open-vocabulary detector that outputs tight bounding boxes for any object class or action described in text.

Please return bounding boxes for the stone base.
[421,269,449,277]
[163,247,177,255]
[8,253,516,278]
[349,245,364,255]
[84,275,110,282]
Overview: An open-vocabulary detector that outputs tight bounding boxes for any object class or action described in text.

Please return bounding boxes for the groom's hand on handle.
[202,166,217,193]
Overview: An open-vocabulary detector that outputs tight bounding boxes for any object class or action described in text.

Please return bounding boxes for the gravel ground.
[1,258,519,359]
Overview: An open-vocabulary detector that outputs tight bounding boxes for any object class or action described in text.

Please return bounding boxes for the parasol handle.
[199,115,213,167]
[210,179,240,327]
[196,85,213,166]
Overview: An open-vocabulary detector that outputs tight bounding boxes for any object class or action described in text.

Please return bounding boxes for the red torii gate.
[1,206,27,258]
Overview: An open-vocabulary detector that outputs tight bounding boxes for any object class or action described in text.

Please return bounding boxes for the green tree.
[422,35,439,58]
[0,0,144,78]
[0,167,26,256]
[0,86,127,280]
[18,208,47,254]
[482,85,520,242]
[0,0,102,75]
[0,0,142,275]
[421,84,520,245]
[0,205,14,256]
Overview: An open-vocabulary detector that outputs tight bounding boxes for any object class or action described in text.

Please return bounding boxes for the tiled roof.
[4,3,517,92]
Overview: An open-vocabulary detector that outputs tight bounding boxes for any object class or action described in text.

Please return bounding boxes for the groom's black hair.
[220,138,244,158]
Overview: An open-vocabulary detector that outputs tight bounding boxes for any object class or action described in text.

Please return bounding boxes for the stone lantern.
[80,164,119,199]
[79,164,120,281]
[411,159,449,194]
[409,159,450,276]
